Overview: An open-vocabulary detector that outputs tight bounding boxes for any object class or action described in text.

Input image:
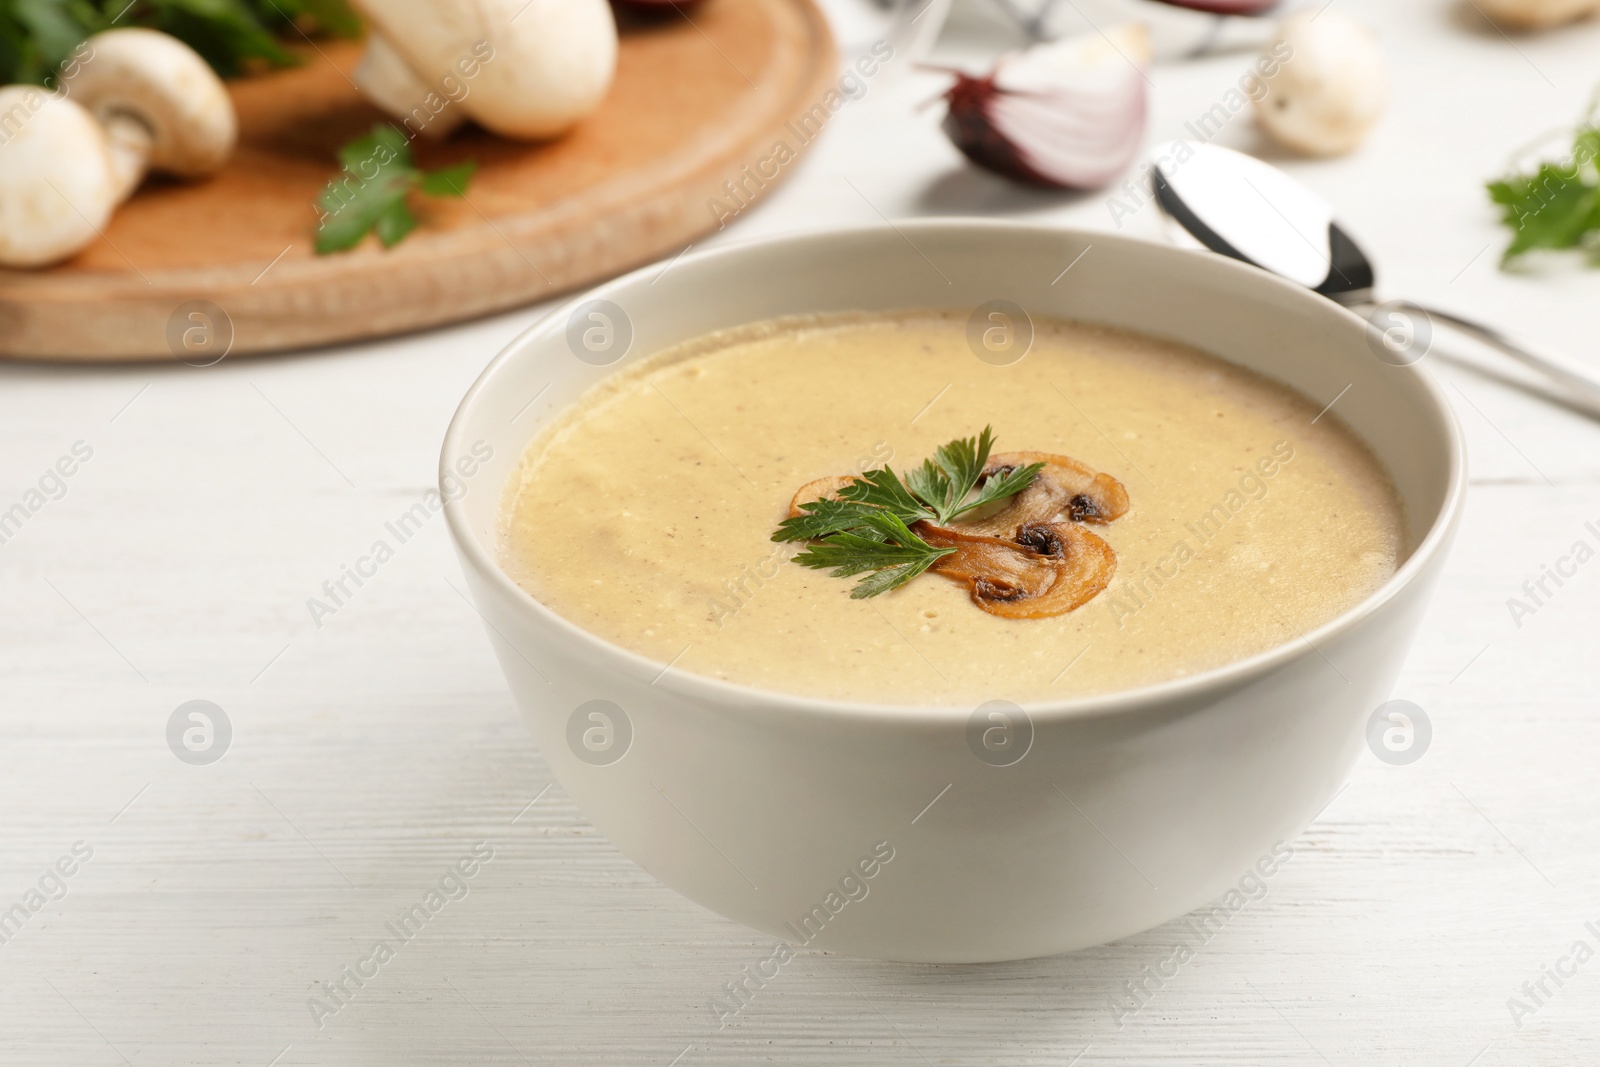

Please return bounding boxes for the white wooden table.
[4,1,1598,1063]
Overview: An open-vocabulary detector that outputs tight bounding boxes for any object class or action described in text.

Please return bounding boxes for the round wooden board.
[0,0,836,362]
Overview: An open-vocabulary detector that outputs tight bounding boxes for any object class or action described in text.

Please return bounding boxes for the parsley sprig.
[773,427,1044,599]
[0,0,359,85]
[1488,90,1600,265]
[904,427,1043,525]
[789,508,954,599]
[316,125,476,254]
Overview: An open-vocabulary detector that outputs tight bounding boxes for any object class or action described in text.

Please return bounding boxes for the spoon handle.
[1395,299,1600,420]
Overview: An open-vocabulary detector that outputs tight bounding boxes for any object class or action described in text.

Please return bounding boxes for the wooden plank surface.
[2,1,1599,1064]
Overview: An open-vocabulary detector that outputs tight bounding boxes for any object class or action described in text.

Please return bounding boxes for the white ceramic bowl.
[442,221,1465,963]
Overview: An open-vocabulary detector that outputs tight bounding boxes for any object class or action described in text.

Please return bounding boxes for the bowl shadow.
[912,165,1097,216]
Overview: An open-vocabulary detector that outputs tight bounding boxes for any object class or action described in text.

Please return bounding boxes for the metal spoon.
[1150,140,1600,419]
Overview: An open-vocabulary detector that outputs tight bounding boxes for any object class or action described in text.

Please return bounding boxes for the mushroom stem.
[100,112,155,203]
[353,31,466,141]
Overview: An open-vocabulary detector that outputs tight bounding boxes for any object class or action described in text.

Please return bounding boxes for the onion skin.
[939,24,1150,192]
[1147,0,1280,14]
[942,73,1053,187]
[610,0,709,18]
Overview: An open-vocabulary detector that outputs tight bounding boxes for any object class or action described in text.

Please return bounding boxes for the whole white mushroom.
[350,0,618,141]
[0,88,120,267]
[1474,0,1600,29]
[0,28,235,269]
[62,27,236,194]
[1252,10,1387,157]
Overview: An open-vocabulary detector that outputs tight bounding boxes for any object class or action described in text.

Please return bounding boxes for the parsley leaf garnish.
[1487,92,1600,265]
[959,460,1043,519]
[791,510,955,599]
[835,467,934,524]
[774,498,891,542]
[773,427,1045,599]
[315,125,476,254]
[902,427,1044,525]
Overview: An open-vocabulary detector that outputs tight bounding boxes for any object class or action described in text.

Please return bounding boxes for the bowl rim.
[442,219,1468,726]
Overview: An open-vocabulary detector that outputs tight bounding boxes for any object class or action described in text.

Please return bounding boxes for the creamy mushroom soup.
[500,312,1404,705]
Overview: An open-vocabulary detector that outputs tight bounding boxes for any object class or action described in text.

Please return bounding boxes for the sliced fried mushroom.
[782,446,1126,618]
[920,520,1117,619]
[917,522,1058,602]
[956,451,1129,536]
[999,521,1118,618]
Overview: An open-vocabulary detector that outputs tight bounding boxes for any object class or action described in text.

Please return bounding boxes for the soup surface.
[500,313,1404,705]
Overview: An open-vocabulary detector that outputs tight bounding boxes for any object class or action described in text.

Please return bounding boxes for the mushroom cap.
[1474,0,1600,28]
[353,30,468,140]
[351,0,618,140]
[0,87,118,269]
[62,27,237,178]
[1253,11,1387,157]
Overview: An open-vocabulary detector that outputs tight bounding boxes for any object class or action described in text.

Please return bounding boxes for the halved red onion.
[941,24,1149,191]
[610,0,708,17]
[1148,0,1279,13]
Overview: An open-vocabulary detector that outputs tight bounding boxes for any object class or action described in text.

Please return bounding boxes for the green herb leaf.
[14,0,93,65]
[337,122,405,170]
[0,0,360,89]
[1487,91,1600,265]
[953,459,1045,520]
[835,467,935,524]
[898,425,1044,524]
[848,558,947,598]
[776,430,1046,600]
[315,125,476,255]
[134,0,298,76]
[1488,167,1600,261]
[417,161,476,197]
[257,0,361,38]
[773,498,887,542]
[931,425,994,516]
[0,0,100,85]
[793,529,935,578]
[372,197,416,247]
[791,511,955,598]
[902,427,992,523]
